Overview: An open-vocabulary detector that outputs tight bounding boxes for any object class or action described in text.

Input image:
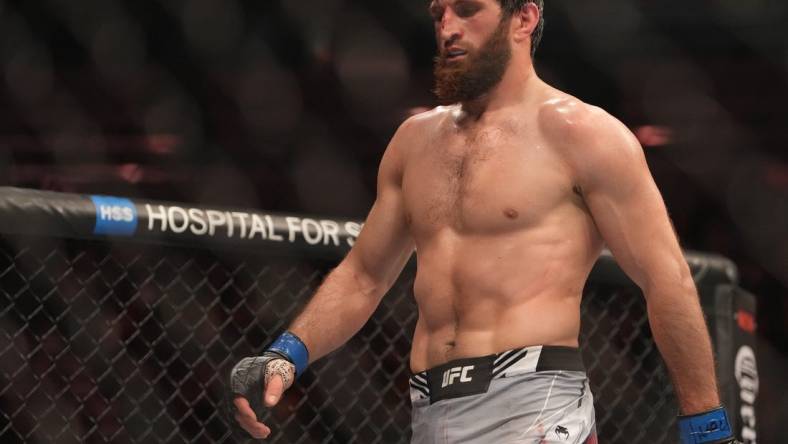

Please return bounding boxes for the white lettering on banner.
[231,212,249,238]
[141,204,361,246]
[286,217,347,246]
[147,204,168,231]
[98,205,134,222]
[344,222,362,247]
[249,215,267,239]
[168,206,189,233]
[225,211,234,237]
[205,210,224,236]
[320,220,340,246]
[286,217,301,242]
[302,218,322,245]
[266,215,284,241]
[189,208,208,235]
[735,345,758,443]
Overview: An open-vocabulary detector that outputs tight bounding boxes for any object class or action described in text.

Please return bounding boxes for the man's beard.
[433,17,512,106]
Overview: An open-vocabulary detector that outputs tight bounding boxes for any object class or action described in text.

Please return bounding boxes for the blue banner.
[91,196,138,236]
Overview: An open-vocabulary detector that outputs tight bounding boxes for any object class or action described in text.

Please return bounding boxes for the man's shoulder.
[536,93,639,160]
[380,106,451,170]
[398,105,455,135]
[386,106,453,156]
[537,94,615,143]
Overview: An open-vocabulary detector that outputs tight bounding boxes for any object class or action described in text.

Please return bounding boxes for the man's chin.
[434,65,466,84]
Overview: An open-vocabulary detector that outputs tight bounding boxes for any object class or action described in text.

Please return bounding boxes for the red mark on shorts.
[737,310,756,334]
[584,432,598,444]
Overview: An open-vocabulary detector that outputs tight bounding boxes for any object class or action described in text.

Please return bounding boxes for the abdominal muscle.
[408,224,602,373]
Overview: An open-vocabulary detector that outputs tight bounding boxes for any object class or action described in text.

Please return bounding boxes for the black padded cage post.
[0,187,757,443]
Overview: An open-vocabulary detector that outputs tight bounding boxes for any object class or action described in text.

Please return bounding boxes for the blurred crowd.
[0,0,785,440]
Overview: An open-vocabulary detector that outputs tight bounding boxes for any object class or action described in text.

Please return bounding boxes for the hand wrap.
[678,406,740,444]
[229,332,308,413]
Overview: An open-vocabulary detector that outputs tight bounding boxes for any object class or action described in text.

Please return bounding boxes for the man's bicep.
[581,129,690,292]
[348,190,414,287]
[344,130,415,288]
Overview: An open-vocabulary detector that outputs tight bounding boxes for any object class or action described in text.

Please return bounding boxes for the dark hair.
[498,0,544,57]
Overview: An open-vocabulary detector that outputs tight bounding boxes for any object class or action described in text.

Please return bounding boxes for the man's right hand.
[230,353,296,439]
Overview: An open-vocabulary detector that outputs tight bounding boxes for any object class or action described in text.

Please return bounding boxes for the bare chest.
[402,127,572,235]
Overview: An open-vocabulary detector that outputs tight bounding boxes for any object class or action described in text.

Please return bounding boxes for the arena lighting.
[766,164,788,189]
[144,133,181,154]
[634,125,674,147]
[117,163,143,184]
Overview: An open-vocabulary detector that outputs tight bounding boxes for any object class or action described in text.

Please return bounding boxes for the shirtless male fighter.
[231,1,739,442]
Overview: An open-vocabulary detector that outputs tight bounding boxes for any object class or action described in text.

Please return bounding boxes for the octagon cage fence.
[0,187,757,443]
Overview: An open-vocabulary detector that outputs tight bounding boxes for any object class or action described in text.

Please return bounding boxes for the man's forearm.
[646,283,720,414]
[286,261,384,363]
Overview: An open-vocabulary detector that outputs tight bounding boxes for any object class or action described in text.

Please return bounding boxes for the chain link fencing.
[0,235,712,443]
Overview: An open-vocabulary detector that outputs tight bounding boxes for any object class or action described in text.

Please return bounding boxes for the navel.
[503,208,519,219]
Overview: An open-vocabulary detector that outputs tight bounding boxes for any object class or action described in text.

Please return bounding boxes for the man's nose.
[438,9,462,44]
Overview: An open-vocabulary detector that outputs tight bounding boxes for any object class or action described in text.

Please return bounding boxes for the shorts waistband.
[409,345,585,403]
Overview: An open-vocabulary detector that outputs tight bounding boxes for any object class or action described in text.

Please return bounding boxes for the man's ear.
[511,2,540,44]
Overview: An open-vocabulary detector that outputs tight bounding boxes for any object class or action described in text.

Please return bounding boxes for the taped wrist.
[678,406,735,444]
[267,331,309,378]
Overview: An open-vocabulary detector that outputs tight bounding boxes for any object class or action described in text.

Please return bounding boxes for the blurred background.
[0,0,785,441]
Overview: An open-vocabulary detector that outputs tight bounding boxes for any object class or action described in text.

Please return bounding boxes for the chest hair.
[426,128,502,224]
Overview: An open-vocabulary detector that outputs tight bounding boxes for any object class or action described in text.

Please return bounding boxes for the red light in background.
[634,125,674,147]
[118,164,143,184]
[766,164,788,190]
[145,134,181,155]
[736,310,756,334]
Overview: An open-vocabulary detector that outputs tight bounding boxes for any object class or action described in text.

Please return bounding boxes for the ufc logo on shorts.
[441,365,474,388]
